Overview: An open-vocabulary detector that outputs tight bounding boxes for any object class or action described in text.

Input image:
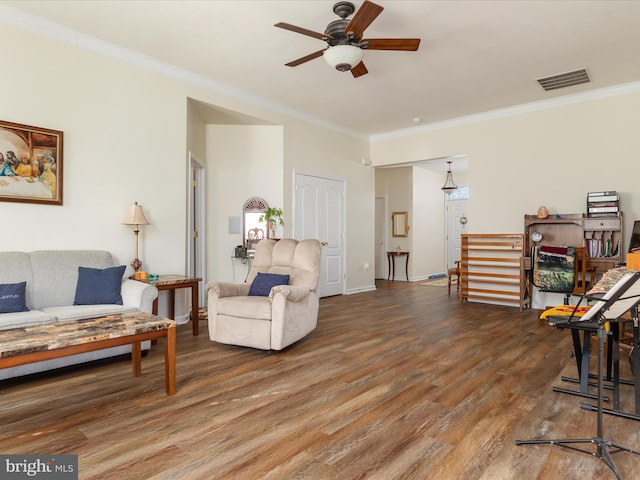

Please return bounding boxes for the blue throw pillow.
[0,281,29,313]
[248,273,290,297]
[73,265,126,305]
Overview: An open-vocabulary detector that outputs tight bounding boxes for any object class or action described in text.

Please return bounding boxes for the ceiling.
[2,0,640,139]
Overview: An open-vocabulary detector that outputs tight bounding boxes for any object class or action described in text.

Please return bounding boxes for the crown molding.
[370,81,640,142]
[0,4,368,141]
[1,4,638,144]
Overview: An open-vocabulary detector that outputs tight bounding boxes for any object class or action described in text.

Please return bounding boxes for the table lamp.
[122,201,150,272]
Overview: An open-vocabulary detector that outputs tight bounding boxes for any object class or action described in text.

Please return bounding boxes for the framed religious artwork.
[0,120,63,205]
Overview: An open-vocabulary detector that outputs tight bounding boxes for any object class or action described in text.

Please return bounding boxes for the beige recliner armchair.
[206,238,322,350]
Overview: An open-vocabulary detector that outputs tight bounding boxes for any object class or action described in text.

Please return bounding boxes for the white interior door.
[375,196,386,279]
[294,172,345,297]
[446,199,468,270]
[187,152,206,307]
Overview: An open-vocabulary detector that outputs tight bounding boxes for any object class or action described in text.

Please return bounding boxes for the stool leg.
[448,275,452,294]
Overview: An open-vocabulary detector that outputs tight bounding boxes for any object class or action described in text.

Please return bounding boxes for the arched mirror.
[243,197,268,253]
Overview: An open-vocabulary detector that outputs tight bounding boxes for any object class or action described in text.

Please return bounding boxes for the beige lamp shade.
[123,202,149,226]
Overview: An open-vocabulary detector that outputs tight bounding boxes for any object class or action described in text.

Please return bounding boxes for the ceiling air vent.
[537,68,590,91]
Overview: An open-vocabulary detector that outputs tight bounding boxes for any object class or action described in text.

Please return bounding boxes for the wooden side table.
[150,275,202,336]
[387,251,410,281]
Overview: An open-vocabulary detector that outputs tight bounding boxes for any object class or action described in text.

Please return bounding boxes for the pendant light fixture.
[441,160,458,194]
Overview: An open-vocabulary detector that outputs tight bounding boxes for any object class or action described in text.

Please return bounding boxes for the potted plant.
[259,207,284,239]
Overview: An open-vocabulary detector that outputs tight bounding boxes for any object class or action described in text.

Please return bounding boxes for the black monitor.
[629,221,640,253]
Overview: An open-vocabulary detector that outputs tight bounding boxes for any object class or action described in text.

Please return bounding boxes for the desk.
[150,275,202,336]
[387,251,409,281]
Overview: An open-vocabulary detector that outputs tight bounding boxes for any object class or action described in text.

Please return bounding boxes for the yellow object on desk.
[627,252,640,270]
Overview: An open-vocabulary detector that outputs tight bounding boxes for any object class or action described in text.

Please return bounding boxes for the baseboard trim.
[344,285,376,295]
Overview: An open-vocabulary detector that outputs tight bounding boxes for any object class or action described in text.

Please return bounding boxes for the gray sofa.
[0,250,158,380]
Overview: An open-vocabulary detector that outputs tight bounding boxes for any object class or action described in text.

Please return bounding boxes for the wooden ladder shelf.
[460,234,527,310]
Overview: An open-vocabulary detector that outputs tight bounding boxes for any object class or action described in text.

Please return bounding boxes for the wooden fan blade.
[274,22,333,41]
[351,61,368,78]
[344,0,383,39]
[285,49,326,67]
[363,38,421,51]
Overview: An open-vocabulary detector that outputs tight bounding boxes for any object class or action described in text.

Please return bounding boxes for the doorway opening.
[446,190,468,271]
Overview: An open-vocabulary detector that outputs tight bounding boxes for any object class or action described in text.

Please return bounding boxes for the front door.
[294,172,345,297]
[446,198,468,270]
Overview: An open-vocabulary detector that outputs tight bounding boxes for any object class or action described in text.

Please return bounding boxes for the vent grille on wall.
[537,68,590,91]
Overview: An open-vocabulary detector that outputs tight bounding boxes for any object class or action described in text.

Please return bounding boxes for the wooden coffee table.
[0,312,177,395]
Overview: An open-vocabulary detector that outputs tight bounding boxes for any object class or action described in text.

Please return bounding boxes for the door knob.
[321,241,328,246]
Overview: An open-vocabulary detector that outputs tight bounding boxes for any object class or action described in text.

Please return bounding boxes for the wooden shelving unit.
[583,215,623,272]
[524,214,584,253]
[460,234,526,310]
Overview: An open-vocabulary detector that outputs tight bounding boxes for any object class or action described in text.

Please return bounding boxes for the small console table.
[231,254,253,282]
[387,251,410,281]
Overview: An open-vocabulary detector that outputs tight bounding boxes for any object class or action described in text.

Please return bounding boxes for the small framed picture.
[0,120,63,205]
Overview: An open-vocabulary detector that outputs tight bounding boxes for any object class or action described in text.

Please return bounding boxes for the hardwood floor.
[2,280,640,479]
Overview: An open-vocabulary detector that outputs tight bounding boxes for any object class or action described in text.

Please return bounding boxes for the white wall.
[371,90,640,249]
[0,21,376,316]
[372,91,640,306]
[376,167,412,251]
[187,100,206,163]
[375,166,451,281]
[0,23,187,277]
[281,123,373,293]
[206,124,283,283]
[5,16,638,310]
[412,166,446,279]
[375,168,412,281]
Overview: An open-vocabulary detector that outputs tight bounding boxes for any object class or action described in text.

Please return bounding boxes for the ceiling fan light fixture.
[323,45,363,72]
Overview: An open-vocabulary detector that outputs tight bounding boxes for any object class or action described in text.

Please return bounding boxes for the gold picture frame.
[392,211,409,237]
[0,120,63,205]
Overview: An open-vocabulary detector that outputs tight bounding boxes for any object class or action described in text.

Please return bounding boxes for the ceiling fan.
[275,0,420,78]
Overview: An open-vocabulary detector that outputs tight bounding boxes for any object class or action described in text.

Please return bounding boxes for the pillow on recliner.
[248,273,290,297]
[73,265,126,305]
[0,281,29,313]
